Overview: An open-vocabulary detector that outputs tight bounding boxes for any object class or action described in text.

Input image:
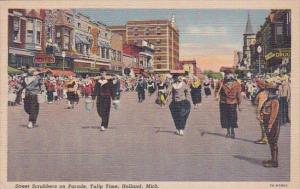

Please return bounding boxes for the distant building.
[242,12,256,69]
[178,60,198,76]
[123,41,154,75]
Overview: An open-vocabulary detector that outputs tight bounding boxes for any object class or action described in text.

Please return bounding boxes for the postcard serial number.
[270,184,288,188]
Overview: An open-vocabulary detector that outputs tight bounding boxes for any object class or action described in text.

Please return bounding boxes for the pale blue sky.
[79,9,269,70]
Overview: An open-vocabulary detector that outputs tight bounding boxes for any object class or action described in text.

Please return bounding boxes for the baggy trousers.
[169,100,191,130]
[96,96,111,128]
[279,96,289,125]
[263,115,280,163]
[24,93,39,124]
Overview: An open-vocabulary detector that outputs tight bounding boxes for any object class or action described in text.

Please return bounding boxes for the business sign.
[265,49,291,61]
[34,54,55,64]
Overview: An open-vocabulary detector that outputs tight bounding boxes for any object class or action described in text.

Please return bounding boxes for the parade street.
[8,92,290,181]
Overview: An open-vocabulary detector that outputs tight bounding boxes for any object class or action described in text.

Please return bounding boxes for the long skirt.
[278,96,289,125]
[219,102,238,128]
[47,91,54,102]
[67,91,76,104]
[24,93,39,123]
[169,99,191,130]
[96,96,111,128]
[148,87,155,95]
[191,88,201,105]
[204,87,211,96]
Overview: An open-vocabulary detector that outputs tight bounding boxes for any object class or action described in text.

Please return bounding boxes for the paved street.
[8,92,290,181]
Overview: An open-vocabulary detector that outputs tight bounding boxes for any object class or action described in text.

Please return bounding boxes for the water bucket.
[85,96,93,111]
[112,100,120,110]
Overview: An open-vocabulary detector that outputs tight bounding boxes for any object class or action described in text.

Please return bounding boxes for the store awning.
[47,69,76,77]
[8,66,24,74]
[74,68,99,74]
[75,34,90,45]
[98,40,111,48]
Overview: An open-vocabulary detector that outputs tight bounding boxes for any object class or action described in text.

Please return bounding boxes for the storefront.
[265,48,291,73]
[8,48,36,68]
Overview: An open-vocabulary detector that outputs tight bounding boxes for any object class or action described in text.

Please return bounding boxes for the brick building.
[110,33,123,74]
[110,16,179,73]
[8,9,45,68]
[44,9,75,72]
[253,9,291,73]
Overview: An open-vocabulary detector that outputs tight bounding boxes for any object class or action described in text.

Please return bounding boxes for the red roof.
[26,9,43,20]
[179,60,197,65]
[123,44,140,58]
[47,69,75,77]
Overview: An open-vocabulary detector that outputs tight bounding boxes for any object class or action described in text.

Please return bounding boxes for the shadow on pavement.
[200,130,255,143]
[155,128,176,134]
[233,155,263,166]
[19,124,39,128]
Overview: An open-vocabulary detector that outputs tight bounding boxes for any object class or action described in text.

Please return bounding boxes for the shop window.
[13,17,21,43]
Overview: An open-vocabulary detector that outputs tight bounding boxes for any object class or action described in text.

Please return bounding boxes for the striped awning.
[98,40,111,48]
[75,34,90,45]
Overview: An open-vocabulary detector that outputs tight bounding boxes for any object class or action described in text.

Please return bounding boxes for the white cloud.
[182,26,228,36]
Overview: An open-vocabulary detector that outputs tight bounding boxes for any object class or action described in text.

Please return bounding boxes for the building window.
[26,19,34,43]
[117,51,122,62]
[156,27,161,35]
[145,27,150,35]
[67,16,71,23]
[88,26,91,33]
[157,56,161,61]
[78,22,81,28]
[156,48,161,52]
[276,25,283,35]
[36,20,42,44]
[156,39,161,45]
[13,16,21,43]
[106,48,110,59]
[101,47,105,58]
[63,28,70,50]
[47,26,53,41]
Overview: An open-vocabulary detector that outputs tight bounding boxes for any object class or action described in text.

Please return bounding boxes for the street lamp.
[62,51,66,78]
[257,45,262,75]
